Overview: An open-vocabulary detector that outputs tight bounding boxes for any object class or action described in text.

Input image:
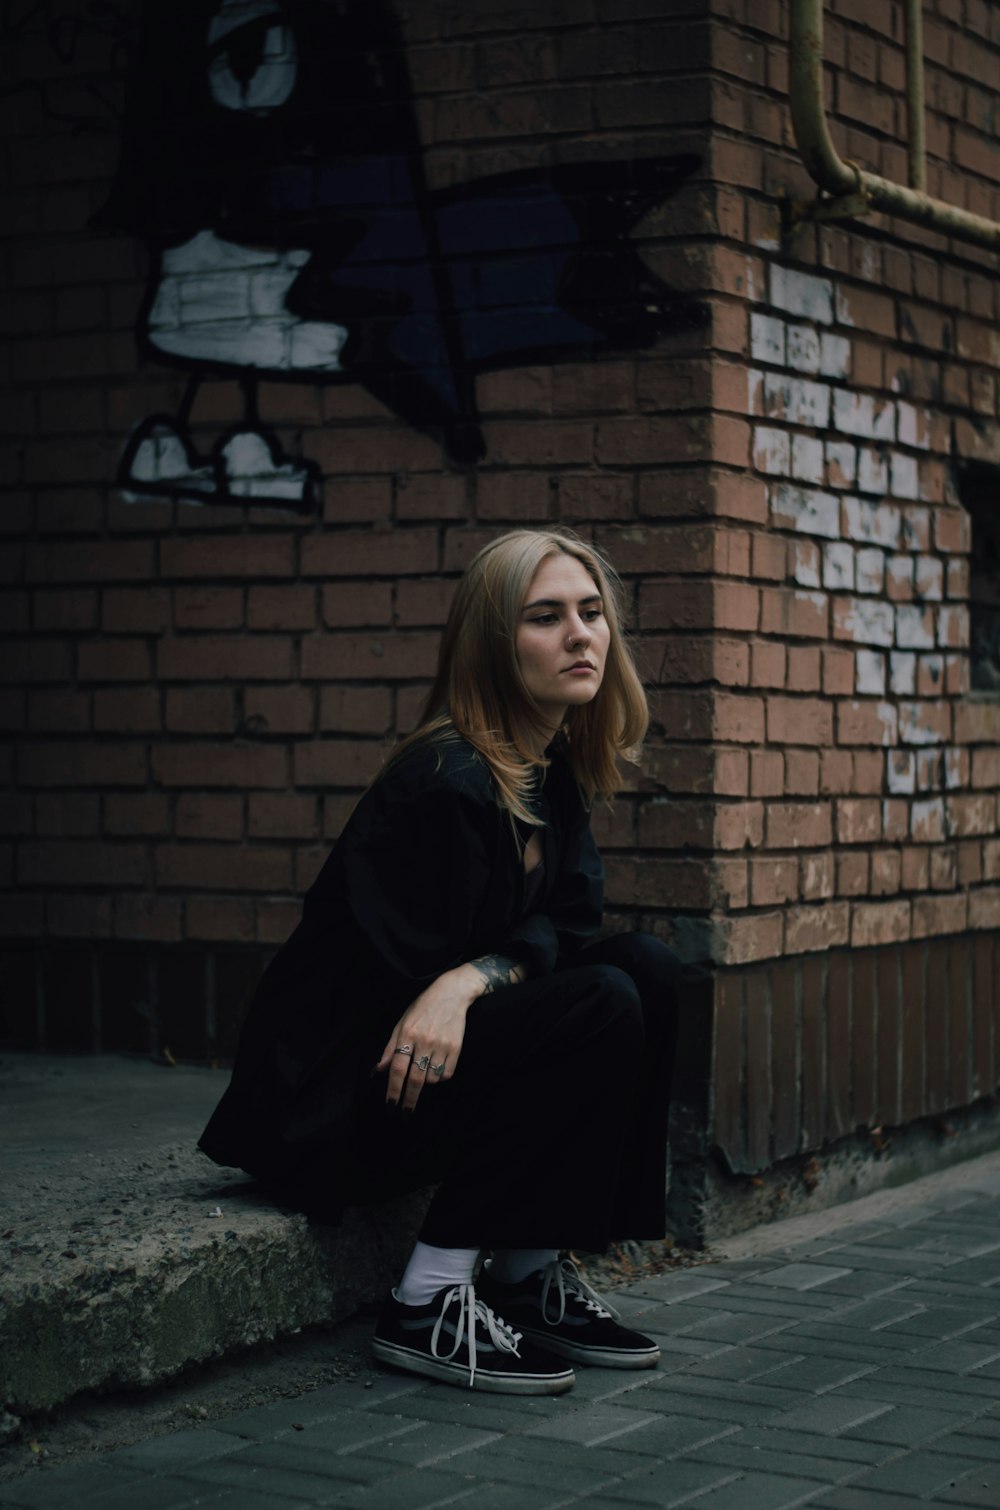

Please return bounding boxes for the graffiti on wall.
[99,0,700,510]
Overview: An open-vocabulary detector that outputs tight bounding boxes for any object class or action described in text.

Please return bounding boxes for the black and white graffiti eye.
[207,0,298,114]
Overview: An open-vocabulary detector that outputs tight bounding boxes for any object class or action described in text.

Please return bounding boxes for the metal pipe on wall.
[788,0,1000,251]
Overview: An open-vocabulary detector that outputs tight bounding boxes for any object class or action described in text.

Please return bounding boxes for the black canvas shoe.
[372,1283,576,1394]
[477,1257,660,1369]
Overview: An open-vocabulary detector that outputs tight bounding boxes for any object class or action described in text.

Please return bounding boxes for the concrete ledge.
[0,1055,428,1414]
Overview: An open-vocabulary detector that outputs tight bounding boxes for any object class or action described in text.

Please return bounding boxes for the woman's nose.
[567,617,591,646]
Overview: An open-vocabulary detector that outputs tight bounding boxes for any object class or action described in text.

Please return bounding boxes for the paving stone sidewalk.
[5,1164,1000,1510]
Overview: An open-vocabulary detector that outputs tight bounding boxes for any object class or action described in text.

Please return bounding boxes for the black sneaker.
[477,1258,660,1369]
[372,1283,576,1394]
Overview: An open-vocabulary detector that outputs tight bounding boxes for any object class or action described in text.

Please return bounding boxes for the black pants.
[342,932,681,1253]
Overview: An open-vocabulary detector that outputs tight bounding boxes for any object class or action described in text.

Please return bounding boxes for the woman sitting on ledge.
[200,526,681,1395]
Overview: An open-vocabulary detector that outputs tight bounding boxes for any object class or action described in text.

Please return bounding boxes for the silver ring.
[394,1044,413,1058]
[431,1062,446,1077]
[416,1054,432,1071]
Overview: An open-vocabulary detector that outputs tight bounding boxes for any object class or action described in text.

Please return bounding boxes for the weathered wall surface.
[2,0,998,1233]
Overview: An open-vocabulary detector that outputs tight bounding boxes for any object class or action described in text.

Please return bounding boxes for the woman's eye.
[531,614,558,626]
[207,1,297,113]
[583,609,603,621]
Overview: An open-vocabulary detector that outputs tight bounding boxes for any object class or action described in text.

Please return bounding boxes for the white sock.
[395,1242,481,1307]
[486,1248,560,1285]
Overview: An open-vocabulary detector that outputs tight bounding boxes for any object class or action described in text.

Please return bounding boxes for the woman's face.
[515,552,611,729]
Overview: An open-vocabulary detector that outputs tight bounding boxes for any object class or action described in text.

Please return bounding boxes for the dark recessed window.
[961,470,1000,692]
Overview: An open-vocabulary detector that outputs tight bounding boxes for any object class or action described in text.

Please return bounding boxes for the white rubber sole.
[513,1326,661,1369]
[371,1338,576,1394]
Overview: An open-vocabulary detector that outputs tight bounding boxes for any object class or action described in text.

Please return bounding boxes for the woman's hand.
[377,953,529,1111]
[376,963,481,1112]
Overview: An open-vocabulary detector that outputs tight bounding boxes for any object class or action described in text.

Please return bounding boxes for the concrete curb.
[0,1055,428,1414]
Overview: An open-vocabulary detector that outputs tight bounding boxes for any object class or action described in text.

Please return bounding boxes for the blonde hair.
[385,527,648,823]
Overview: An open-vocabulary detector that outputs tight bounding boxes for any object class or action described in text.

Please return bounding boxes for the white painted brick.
[944,747,964,789]
[919,653,945,692]
[753,426,791,475]
[896,604,936,649]
[839,597,895,647]
[886,750,915,795]
[901,508,931,551]
[764,374,831,428]
[791,434,825,484]
[889,651,916,695]
[787,323,822,373]
[791,539,821,588]
[823,541,855,590]
[911,797,945,838]
[937,604,970,648]
[890,452,920,500]
[771,483,841,539]
[896,400,930,450]
[825,441,856,487]
[832,391,895,442]
[855,547,885,595]
[887,556,913,596]
[856,649,886,695]
[916,749,943,788]
[857,448,888,496]
[751,312,785,365]
[770,265,834,324]
[819,332,851,380]
[843,496,901,549]
[871,702,899,745]
[900,700,945,745]
[748,368,765,416]
[915,555,944,601]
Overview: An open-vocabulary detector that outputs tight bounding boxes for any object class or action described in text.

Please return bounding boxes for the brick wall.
[2,0,998,1220]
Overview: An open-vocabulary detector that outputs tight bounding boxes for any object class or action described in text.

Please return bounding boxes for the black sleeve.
[341,782,498,985]
[546,784,604,957]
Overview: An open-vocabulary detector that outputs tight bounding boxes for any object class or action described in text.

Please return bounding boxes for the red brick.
[930,845,957,891]
[114,894,183,942]
[851,899,911,948]
[20,740,147,788]
[247,586,317,631]
[32,590,98,631]
[934,507,972,554]
[157,637,293,681]
[970,887,1000,931]
[716,911,784,966]
[801,850,835,901]
[27,690,91,732]
[766,802,833,849]
[245,687,315,736]
[911,893,969,939]
[955,700,1000,744]
[713,693,765,744]
[785,902,850,954]
[303,528,439,579]
[103,795,170,836]
[155,844,292,892]
[836,798,882,844]
[172,588,244,631]
[176,795,244,841]
[766,696,832,746]
[760,588,829,639]
[165,689,236,734]
[46,893,113,938]
[393,474,468,520]
[301,632,439,681]
[751,533,786,582]
[0,691,25,731]
[837,852,870,896]
[751,750,784,798]
[26,541,153,583]
[971,748,1000,789]
[638,469,766,526]
[785,750,820,796]
[637,800,714,850]
[19,839,145,888]
[853,751,885,794]
[750,856,799,906]
[837,700,898,746]
[4,639,74,685]
[293,739,385,789]
[154,744,286,789]
[476,473,553,521]
[750,642,786,688]
[185,897,256,943]
[248,794,319,840]
[558,473,634,521]
[36,794,99,836]
[787,646,822,692]
[822,648,855,696]
[160,535,296,580]
[946,794,997,836]
[395,579,456,628]
[321,582,393,627]
[94,688,161,733]
[79,640,153,682]
[321,477,393,525]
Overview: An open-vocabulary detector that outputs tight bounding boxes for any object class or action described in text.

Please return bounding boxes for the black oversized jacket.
[198,734,603,1218]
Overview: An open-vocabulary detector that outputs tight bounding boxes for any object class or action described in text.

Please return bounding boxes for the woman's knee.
[573,963,644,1042]
[592,932,682,1004]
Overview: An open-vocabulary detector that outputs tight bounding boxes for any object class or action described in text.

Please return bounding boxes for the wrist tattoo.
[469,953,524,995]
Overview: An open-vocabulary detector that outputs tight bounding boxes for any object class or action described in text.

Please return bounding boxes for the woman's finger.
[385,1039,415,1106]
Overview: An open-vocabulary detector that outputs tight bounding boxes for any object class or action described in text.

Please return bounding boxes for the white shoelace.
[429,1283,523,1389]
[539,1258,621,1326]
